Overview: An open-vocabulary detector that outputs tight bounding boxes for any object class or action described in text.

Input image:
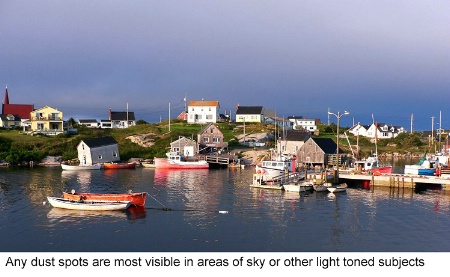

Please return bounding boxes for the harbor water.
[1,159,450,252]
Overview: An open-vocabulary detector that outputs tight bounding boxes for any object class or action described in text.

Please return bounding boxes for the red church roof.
[2,87,34,119]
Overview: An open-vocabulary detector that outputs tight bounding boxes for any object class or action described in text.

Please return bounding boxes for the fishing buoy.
[218,211,228,214]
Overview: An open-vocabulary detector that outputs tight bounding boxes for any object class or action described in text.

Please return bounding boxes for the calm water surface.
[1,159,449,252]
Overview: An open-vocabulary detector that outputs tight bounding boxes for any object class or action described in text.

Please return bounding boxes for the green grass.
[0,121,430,164]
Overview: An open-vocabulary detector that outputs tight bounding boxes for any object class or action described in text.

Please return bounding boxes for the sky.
[1,1,450,131]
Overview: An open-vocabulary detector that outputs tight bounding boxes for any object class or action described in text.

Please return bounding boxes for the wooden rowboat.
[103,162,136,169]
[62,191,148,206]
[47,196,131,211]
[327,183,348,193]
[61,163,102,170]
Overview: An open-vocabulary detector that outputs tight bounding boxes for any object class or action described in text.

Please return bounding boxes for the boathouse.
[297,137,347,168]
[77,136,120,165]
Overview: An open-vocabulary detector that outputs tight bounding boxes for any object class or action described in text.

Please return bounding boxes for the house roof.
[3,104,34,119]
[81,136,118,148]
[236,106,263,114]
[110,112,135,121]
[0,114,21,121]
[311,137,343,154]
[79,119,98,123]
[188,100,219,107]
[284,130,310,141]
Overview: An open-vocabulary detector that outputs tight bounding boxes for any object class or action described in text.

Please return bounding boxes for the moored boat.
[63,191,148,206]
[61,163,102,170]
[353,154,392,175]
[327,183,348,193]
[313,182,332,192]
[283,180,314,192]
[47,196,131,211]
[404,153,437,176]
[154,152,209,169]
[255,154,297,182]
[103,162,136,169]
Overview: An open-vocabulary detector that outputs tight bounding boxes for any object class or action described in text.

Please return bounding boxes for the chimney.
[109,108,112,120]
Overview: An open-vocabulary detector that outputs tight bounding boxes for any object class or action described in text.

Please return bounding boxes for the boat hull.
[103,163,136,169]
[63,192,148,206]
[404,165,436,176]
[61,164,102,170]
[154,157,209,169]
[327,183,348,193]
[313,183,331,192]
[47,197,131,211]
[365,166,392,175]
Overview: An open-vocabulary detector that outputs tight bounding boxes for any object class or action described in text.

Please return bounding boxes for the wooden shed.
[297,137,345,167]
[77,136,120,165]
[170,136,199,157]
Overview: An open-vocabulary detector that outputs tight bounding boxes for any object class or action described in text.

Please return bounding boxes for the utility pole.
[432,116,435,152]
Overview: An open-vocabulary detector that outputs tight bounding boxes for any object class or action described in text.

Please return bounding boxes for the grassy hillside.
[0,120,430,164]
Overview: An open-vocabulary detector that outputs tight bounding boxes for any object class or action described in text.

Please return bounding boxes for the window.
[98,155,103,159]
[203,137,209,143]
[113,152,118,157]
[213,137,220,142]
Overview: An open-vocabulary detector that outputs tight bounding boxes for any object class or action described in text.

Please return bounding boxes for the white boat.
[47,196,131,211]
[327,183,348,193]
[283,180,314,192]
[255,154,297,182]
[154,152,209,169]
[61,163,102,170]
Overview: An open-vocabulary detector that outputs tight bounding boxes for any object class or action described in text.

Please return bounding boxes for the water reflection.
[2,165,450,251]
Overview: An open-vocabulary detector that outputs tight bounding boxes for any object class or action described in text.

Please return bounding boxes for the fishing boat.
[404,153,437,176]
[61,163,102,170]
[62,190,148,206]
[327,183,348,193]
[353,154,392,175]
[255,154,297,182]
[102,162,136,169]
[47,196,131,211]
[154,152,209,169]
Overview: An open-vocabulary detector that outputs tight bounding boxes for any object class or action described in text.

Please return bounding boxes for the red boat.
[103,162,136,169]
[63,191,148,206]
[353,154,392,175]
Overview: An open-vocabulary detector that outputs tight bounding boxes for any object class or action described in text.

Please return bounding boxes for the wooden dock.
[338,173,450,190]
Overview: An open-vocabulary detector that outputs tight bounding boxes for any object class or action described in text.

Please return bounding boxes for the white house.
[78,119,99,128]
[235,106,264,123]
[348,123,371,137]
[287,116,320,132]
[366,123,405,139]
[187,100,219,124]
[77,136,120,165]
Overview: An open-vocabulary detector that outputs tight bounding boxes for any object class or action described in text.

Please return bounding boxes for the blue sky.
[1,1,450,131]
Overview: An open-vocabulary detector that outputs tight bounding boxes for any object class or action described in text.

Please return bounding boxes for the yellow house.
[29,105,64,135]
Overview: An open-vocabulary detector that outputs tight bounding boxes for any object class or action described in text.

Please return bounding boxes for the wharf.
[338,173,450,190]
